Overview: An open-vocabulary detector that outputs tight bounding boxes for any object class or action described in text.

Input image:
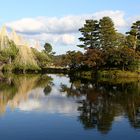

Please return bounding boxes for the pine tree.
[78,20,100,49]
[126,20,140,51]
[99,17,117,50]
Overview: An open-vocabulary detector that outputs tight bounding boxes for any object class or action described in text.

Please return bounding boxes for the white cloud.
[93,10,126,28]
[16,85,81,116]
[6,10,126,35]
[127,16,140,26]
[18,97,79,116]
[18,99,41,111]
[9,18,44,33]
[29,33,77,46]
[5,10,139,53]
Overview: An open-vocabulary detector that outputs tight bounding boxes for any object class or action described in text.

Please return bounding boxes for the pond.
[0,74,140,140]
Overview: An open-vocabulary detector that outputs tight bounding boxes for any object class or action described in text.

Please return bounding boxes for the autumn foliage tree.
[83,48,105,69]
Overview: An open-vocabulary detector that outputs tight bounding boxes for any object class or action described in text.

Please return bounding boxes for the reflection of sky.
[14,75,84,116]
[1,74,140,140]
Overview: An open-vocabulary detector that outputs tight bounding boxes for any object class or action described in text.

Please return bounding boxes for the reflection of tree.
[60,79,87,98]
[60,76,140,133]
[44,85,52,96]
[0,78,17,115]
[0,74,53,115]
[39,75,54,96]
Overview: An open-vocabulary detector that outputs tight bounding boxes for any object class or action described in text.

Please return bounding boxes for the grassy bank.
[70,70,140,81]
[98,70,140,78]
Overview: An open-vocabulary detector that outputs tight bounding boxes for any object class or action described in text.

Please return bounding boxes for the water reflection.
[0,74,140,135]
[0,74,81,116]
[60,77,140,133]
[0,74,53,115]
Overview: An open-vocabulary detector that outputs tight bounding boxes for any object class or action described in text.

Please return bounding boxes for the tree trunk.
[9,56,12,65]
[122,64,124,71]
[134,34,137,50]
[23,69,26,74]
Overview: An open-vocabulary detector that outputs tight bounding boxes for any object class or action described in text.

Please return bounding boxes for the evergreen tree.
[99,17,117,50]
[44,42,52,53]
[78,20,100,49]
[126,20,140,51]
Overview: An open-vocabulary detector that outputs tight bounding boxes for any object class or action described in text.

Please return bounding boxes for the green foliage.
[75,17,140,72]
[98,70,139,78]
[126,20,140,50]
[99,17,117,49]
[0,39,52,72]
[104,47,140,70]
[78,17,117,50]
[64,51,84,70]
[78,20,99,49]
[0,40,18,63]
[13,45,40,72]
[2,64,13,72]
[44,42,52,53]
[83,48,105,68]
[0,17,140,73]
[31,48,51,68]
[53,54,68,67]
[0,26,54,73]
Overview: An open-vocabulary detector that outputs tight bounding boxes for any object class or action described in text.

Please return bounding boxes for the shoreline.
[69,70,140,79]
[1,67,69,74]
[1,69,140,79]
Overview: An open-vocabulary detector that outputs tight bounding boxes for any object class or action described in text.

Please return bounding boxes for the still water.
[0,74,140,140]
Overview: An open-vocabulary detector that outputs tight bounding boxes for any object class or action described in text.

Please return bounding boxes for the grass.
[71,70,140,82]
[98,70,140,78]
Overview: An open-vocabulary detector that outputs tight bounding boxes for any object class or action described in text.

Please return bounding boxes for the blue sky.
[0,0,140,54]
[0,0,139,21]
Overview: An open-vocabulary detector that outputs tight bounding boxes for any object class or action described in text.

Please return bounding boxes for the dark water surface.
[0,74,140,140]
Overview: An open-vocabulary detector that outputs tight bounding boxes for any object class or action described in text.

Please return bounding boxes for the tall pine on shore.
[126,21,140,51]
[99,17,117,50]
[78,20,100,49]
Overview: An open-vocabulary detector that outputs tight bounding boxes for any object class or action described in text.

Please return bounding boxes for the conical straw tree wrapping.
[14,44,40,70]
[10,29,40,71]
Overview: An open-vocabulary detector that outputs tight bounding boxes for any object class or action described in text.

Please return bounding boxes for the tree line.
[0,17,140,73]
[56,17,140,72]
